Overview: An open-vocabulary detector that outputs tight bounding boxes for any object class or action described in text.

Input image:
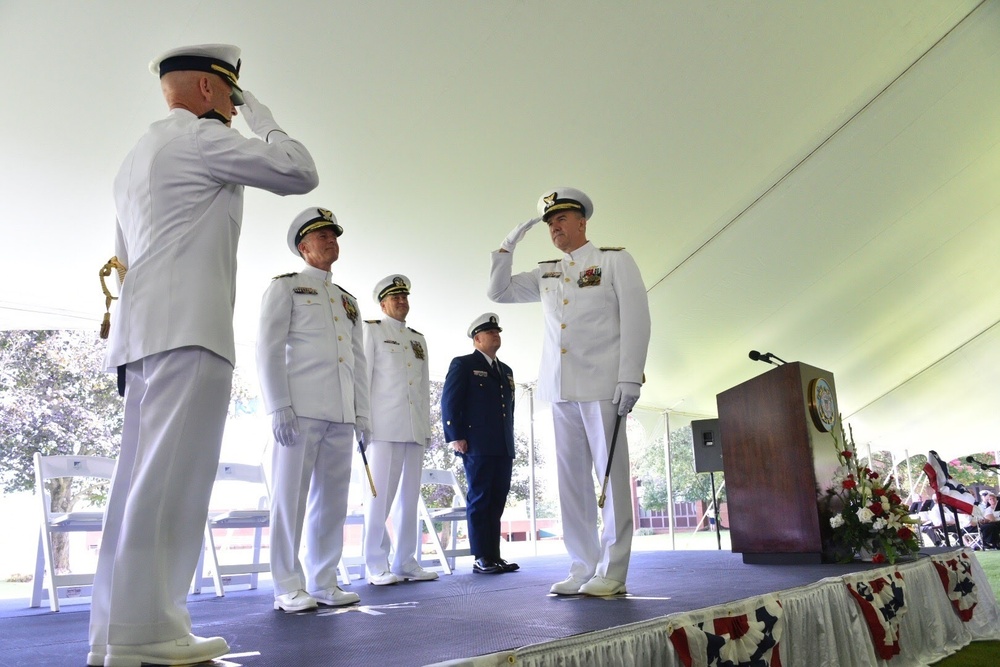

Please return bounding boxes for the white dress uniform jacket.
[106,108,319,370]
[363,317,431,444]
[256,265,370,425]
[488,241,650,403]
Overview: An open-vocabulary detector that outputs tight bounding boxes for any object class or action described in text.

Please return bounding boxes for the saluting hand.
[240,90,283,140]
[500,217,542,253]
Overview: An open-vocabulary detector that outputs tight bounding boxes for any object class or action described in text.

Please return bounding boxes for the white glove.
[355,417,372,453]
[239,90,283,140]
[272,406,299,447]
[500,217,542,252]
[613,382,641,416]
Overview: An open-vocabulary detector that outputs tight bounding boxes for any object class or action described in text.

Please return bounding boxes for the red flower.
[872,553,886,564]
[873,488,886,497]
[868,471,880,480]
[869,502,884,516]
[889,493,902,505]
[842,479,857,490]
[842,450,853,459]
[897,526,914,541]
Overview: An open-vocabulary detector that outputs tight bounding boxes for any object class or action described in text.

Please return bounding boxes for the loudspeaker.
[691,418,723,473]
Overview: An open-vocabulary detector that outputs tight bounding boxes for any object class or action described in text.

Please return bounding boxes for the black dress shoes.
[473,558,503,574]
[496,558,519,572]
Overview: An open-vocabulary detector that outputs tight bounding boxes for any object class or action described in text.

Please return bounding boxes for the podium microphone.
[749,350,786,366]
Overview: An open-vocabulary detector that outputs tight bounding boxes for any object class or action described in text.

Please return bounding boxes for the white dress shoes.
[86,647,105,667]
[311,586,361,606]
[367,570,402,586]
[394,566,439,581]
[273,589,318,611]
[103,633,229,667]
[549,575,591,595]
[579,575,627,596]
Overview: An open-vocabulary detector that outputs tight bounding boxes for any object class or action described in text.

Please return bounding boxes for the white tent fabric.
[2,1,998,461]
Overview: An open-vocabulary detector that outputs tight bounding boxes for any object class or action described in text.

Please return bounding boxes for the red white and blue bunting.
[667,595,783,667]
[844,570,907,660]
[930,551,978,622]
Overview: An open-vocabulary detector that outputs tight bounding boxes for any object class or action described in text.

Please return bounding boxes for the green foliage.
[632,424,723,509]
[0,330,124,572]
[0,330,122,494]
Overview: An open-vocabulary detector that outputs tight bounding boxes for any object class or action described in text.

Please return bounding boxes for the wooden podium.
[717,362,841,564]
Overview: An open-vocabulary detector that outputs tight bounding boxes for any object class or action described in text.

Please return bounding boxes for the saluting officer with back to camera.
[256,207,371,613]
[487,188,650,597]
[361,274,439,585]
[91,43,317,667]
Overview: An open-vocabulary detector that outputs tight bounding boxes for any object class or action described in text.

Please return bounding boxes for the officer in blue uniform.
[441,313,519,574]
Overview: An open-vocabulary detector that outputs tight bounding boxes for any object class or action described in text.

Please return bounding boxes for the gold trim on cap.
[546,202,583,214]
[210,63,239,86]
[299,220,335,236]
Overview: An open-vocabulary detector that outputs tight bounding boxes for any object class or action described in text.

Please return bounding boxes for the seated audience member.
[977,491,999,549]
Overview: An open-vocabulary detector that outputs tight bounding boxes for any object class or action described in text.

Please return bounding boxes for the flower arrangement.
[819,421,920,564]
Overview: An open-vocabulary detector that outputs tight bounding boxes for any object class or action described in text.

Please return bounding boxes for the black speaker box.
[691,418,724,473]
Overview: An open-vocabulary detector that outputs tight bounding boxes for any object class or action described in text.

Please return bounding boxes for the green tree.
[632,424,722,511]
[0,330,123,573]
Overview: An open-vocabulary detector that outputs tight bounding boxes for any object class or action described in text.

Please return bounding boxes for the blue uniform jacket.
[441,352,515,458]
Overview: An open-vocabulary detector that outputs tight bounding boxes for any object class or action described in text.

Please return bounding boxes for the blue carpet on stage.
[0,548,977,666]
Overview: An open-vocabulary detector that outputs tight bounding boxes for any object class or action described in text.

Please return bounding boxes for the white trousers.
[362,440,423,575]
[269,417,353,595]
[90,347,233,649]
[552,399,633,583]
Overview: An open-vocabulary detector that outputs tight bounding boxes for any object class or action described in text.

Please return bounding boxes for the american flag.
[668,596,783,667]
[845,571,907,660]
[924,450,976,515]
[930,551,978,622]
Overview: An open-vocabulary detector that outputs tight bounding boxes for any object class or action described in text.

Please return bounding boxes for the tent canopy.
[2,1,998,462]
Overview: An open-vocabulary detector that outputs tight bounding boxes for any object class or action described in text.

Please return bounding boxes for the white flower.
[872,517,887,531]
[857,507,875,524]
[831,466,850,485]
[830,514,845,529]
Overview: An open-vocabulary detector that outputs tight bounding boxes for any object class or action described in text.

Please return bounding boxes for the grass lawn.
[974,550,1000,597]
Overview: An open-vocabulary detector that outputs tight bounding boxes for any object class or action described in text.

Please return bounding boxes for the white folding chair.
[30,453,116,611]
[416,468,470,575]
[192,462,270,597]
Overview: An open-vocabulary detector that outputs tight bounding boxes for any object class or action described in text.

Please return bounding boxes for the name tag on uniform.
[293,286,318,294]
[542,271,562,279]
[473,370,488,377]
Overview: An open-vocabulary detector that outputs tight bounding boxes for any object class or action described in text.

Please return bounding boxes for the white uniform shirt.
[363,317,431,444]
[488,241,650,403]
[106,108,318,369]
[256,265,370,425]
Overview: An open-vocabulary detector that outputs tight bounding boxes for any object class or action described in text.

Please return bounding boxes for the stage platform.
[3,547,998,666]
